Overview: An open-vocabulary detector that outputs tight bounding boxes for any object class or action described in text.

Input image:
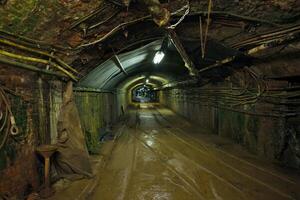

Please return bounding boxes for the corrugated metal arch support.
[127,79,160,92]
[78,40,162,90]
[117,73,170,91]
[78,39,189,91]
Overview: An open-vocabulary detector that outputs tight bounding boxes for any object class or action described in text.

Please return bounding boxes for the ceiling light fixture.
[153,36,169,64]
[153,51,165,64]
[146,78,149,83]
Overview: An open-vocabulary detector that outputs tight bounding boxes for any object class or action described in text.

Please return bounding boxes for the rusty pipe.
[140,0,170,27]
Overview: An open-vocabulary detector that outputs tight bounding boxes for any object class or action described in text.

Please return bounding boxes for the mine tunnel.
[0,0,300,200]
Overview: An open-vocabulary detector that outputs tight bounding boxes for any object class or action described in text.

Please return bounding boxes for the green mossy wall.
[74,91,124,154]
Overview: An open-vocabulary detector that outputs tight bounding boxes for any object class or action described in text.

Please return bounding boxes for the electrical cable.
[167,1,190,29]
[0,110,9,150]
[202,0,213,58]
[0,87,19,138]
[163,66,299,117]
[0,92,10,150]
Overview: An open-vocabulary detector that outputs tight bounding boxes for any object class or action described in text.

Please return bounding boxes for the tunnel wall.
[116,90,129,115]
[160,51,300,170]
[0,67,53,198]
[160,88,300,170]
[74,91,125,154]
[0,66,126,198]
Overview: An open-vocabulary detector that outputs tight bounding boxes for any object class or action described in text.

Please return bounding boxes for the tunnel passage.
[0,1,300,199]
[131,84,159,103]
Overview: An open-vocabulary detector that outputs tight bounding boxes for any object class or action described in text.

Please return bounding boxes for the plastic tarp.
[53,82,93,180]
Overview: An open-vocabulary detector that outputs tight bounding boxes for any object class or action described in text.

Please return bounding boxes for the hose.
[0,87,19,150]
[0,111,9,150]
[0,97,9,150]
[0,104,8,132]
[0,49,78,81]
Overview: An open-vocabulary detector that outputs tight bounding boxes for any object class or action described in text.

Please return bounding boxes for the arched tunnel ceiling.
[1,0,298,47]
[1,0,299,88]
[78,39,189,91]
[131,82,157,92]
[117,73,169,92]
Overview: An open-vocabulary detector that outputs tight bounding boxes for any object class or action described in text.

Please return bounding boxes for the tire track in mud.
[149,108,297,200]
[131,131,206,200]
[135,109,245,200]
[130,109,205,200]
[137,127,246,200]
[118,122,138,200]
[121,109,200,200]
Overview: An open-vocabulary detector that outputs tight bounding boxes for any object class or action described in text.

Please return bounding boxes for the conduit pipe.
[0,50,78,81]
[0,38,79,75]
[0,56,67,78]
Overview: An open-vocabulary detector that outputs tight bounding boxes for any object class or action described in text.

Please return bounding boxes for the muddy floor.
[88,105,299,200]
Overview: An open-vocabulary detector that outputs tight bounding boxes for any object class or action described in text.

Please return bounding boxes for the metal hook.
[9,116,19,135]
[10,125,19,136]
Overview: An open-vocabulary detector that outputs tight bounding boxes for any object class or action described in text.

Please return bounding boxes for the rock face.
[0,0,102,44]
[0,0,299,47]
[270,0,298,10]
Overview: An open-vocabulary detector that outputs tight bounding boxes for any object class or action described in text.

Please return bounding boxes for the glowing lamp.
[153,51,165,64]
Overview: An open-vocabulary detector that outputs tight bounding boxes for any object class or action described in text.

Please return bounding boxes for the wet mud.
[89,105,300,200]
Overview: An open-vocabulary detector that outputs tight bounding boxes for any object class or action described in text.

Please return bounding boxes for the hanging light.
[146,78,149,83]
[153,51,165,64]
[153,36,168,64]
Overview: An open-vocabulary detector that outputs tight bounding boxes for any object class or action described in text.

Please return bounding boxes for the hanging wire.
[0,84,22,150]
[0,87,19,136]
[203,0,213,58]
[167,1,190,29]
[199,16,204,59]
[198,0,213,59]
[0,101,9,150]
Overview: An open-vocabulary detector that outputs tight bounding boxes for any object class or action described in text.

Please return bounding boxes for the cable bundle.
[0,86,19,150]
